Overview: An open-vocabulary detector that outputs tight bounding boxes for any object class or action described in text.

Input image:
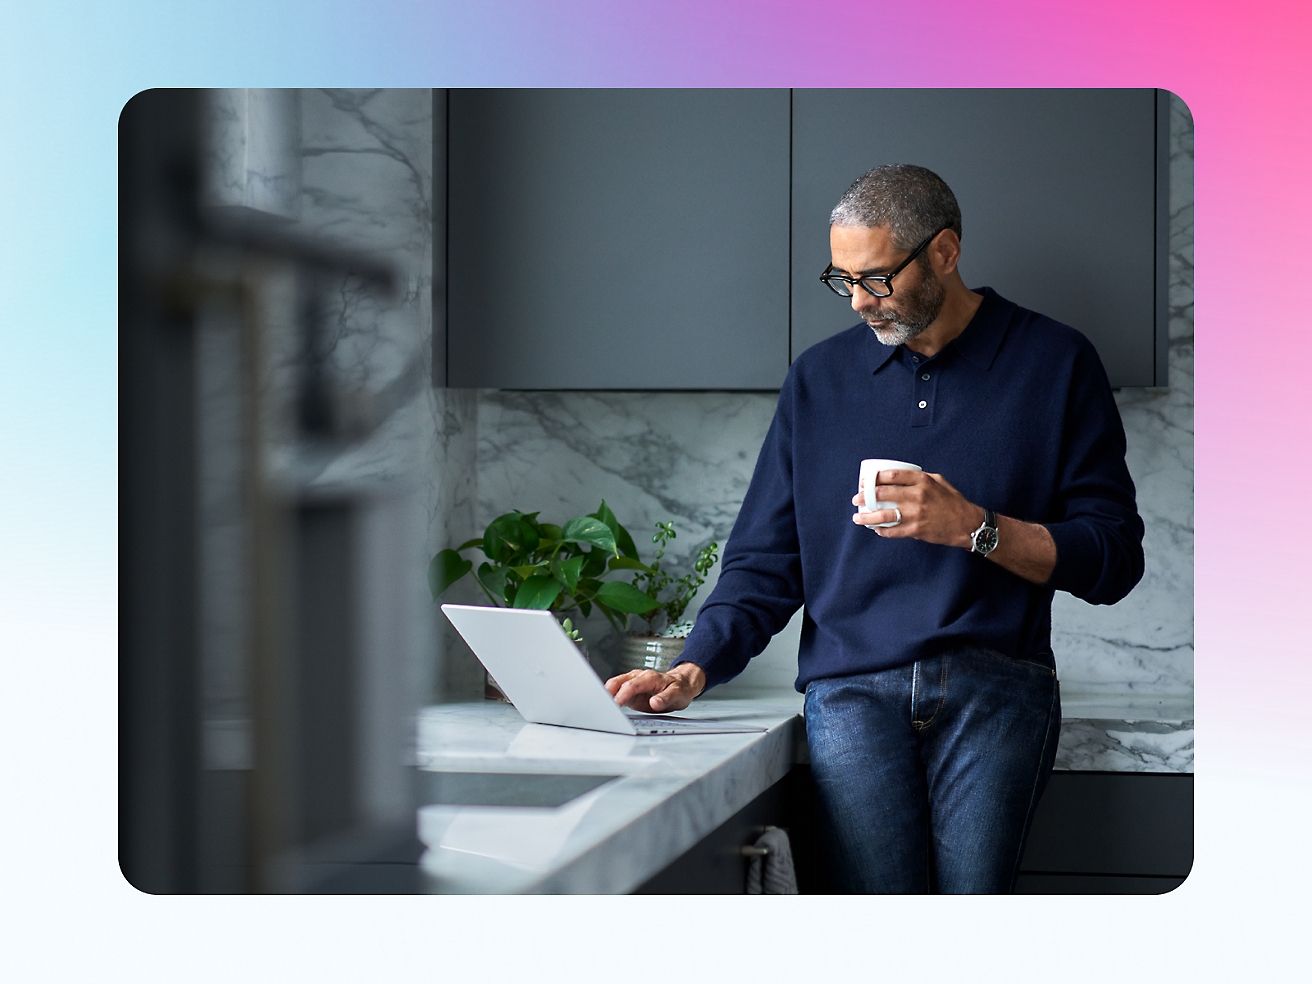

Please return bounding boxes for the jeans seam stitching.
[935,657,947,724]
[916,657,948,730]
[911,660,923,729]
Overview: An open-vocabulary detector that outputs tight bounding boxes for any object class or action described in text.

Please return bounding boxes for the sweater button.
[918,400,927,408]
[921,373,930,380]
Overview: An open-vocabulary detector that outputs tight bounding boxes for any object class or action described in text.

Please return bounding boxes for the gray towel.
[745,827,798,895]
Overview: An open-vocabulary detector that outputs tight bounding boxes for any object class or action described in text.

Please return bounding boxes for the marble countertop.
[1055,694,1193,773]
[413,687,1191,894]
[414,692,804,894]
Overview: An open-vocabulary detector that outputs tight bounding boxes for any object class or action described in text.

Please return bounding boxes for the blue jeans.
[804,645,1061,894]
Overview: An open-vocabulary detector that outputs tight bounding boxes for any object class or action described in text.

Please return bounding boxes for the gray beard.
[865,270,946,346]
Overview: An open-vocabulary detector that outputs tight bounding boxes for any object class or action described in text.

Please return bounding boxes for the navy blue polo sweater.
[678,287,1145,692]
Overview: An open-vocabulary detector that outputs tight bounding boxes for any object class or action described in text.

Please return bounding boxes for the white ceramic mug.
[858,458,923,528]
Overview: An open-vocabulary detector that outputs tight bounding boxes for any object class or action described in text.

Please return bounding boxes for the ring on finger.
[892,506,902,526]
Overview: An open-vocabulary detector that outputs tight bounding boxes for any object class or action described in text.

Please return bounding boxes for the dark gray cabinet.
[791,89,1169,387]
[446,89,791,390]
[1016,771,1192,893]
[444,89,1168,391]
[634,766,1191,894]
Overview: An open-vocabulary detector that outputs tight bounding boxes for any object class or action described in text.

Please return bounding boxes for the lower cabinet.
[633,770,811,894]
[635,768,1193,894]
[1015,771,1194,894]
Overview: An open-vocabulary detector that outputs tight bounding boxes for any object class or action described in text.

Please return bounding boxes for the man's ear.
[931,230,962,276]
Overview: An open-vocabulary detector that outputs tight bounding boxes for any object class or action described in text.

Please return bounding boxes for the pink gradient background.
[3,0,1310,977]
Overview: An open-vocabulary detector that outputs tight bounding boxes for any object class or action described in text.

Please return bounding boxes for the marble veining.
[295,88,433,437]
[1055,718,1194,773]
[415,694,803,893]
[476,391,777,565]
[203,89,302,218]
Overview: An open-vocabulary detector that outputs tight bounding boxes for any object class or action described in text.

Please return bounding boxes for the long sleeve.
[676,379,805,688]
[1043,339,1146,605]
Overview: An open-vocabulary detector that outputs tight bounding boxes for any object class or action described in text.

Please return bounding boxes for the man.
[605,164,1144,893]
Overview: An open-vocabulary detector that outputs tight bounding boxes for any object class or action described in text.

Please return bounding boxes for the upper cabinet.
[791,89,1168,387]
[445,89,791,390]
[444,89,1168,390]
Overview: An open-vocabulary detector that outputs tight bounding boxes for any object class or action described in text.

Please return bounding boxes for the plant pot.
[617,634,687,674]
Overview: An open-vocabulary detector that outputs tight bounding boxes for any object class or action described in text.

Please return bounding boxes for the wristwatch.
[970,508,999,557]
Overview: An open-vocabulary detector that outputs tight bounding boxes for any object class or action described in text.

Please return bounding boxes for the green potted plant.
[613,521,719,674]
[428,501,662,696]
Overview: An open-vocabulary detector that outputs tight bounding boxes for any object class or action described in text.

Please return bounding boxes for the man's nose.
[852,288,880,315]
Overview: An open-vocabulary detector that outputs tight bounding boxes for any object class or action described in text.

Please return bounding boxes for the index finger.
[878,468,923,485]
[604,669,642,697]
[612,671,667,708]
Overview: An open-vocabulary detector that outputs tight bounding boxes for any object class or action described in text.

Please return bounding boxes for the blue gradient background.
[2,0,1309,979]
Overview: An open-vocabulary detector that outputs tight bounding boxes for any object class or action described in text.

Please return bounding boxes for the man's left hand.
[851,468,981,548]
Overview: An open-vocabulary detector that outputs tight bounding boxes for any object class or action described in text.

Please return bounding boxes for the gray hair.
[829,164,962,253]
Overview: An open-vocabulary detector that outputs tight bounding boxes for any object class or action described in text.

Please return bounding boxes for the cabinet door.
[792,89,1168,387]
[447,90,791,390]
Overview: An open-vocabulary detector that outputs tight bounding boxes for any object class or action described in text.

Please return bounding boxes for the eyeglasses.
[819,227,948,298]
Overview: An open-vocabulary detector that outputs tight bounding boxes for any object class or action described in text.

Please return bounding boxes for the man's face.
[829,224,945,346]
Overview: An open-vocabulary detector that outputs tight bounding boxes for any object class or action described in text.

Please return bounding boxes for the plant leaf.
[513,575,563,610]
[593,600,624,632]
[475,562,509,605]
[596,580,660,614]
[580,549,608,578]
[511,564,547,579]
[593,500,617,527]
[538,523,563,540]
[607,555,653,573]
[484,512,541,563]
[555,555,585,593]
[614,525,639,561]
[593,500,639,559]
[561,515,617,555]
[428,550,473,600]
[482,514,515,563]
[456,538,484,552]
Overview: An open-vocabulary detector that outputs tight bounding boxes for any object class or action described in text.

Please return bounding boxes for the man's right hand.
[604,662,707,713]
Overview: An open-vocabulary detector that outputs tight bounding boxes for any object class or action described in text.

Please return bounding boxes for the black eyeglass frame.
[819,227,950,298]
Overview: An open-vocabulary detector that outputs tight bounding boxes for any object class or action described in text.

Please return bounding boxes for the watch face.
[974,527,998,555]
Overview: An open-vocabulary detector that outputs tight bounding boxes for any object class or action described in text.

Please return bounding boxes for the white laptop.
[441,604,765,736]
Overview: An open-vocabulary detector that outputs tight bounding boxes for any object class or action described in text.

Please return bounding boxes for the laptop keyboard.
[631,718,710,734]
[625,714,766,735]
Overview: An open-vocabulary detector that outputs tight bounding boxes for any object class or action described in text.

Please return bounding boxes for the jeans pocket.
[965,644,1056,677]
